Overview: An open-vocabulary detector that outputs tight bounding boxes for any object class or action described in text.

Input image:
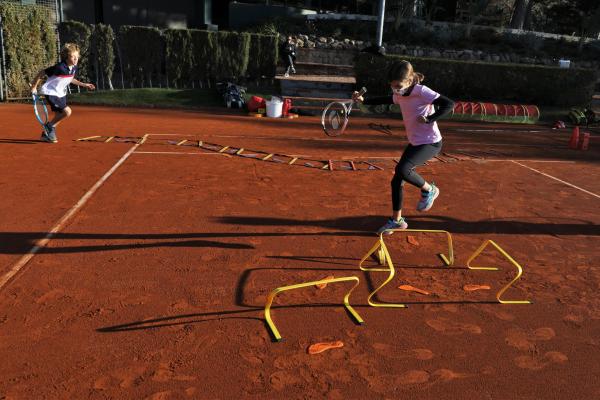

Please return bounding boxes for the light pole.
[376,0,385,47]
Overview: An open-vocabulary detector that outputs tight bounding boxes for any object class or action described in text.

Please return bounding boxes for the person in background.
[280,36,297,78]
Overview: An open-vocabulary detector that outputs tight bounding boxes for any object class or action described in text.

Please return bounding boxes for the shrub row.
[0,4,57,98]
[94,25,276,87]
[0,10,278,98]
[355,53,598,106]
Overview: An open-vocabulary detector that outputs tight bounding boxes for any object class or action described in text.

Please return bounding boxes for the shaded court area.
[0,104,599,399]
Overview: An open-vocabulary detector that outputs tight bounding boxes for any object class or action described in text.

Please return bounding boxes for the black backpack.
[217,82,246,109]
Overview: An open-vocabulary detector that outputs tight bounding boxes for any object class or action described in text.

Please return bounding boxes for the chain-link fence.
[0,0,62,100]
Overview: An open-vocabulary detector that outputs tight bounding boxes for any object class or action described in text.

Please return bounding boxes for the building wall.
[62,0,214,29]
[229,3,316,30]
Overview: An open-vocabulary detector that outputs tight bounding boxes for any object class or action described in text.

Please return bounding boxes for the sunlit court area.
[1,0,599,399]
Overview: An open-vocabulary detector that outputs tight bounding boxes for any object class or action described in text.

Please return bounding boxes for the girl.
[30,43,95,143]
[353,60,455,235]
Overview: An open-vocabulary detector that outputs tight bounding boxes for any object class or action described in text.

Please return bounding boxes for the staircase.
[277,48,359,115]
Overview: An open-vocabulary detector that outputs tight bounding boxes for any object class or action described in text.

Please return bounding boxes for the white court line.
[0,137,146,291]
[453,129,545,133]
[148,133,566,148]
[135,151,222,155]
[511,160,600,200]
[134,151,577,163]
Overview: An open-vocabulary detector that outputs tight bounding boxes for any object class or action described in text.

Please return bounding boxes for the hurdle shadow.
[258,254,517,307]
[235,265,362,308]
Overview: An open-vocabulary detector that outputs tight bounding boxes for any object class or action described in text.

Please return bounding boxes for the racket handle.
[358,87,367,96]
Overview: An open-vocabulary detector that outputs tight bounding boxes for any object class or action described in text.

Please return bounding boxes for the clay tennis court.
[1,103,599,399]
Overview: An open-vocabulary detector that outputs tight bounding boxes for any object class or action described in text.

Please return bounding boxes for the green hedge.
[216,31,251,80]
[247,33,278,78]
[118,26,164,87]
[190,30,218,84]
[93,23,115,90]
[355,53,598,107]
[164,29,193,87]
[0,4,57,98]
[58,21,92,82]
[119,27,269,87]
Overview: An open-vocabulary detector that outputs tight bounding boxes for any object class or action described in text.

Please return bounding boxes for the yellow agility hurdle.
[359,229,454,308]
[359,236,406,308]
[375,229,454,267]
[467,240,531,304]
[264,276,364,342]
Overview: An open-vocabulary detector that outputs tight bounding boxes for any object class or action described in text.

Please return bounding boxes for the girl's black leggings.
[391,141,442,210]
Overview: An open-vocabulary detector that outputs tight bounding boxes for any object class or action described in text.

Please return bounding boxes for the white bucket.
[266,97,283,118]
[558,59,571,68]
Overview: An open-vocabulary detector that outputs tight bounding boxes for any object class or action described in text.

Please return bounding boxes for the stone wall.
[294,34,600,71]
[297,48,356,66]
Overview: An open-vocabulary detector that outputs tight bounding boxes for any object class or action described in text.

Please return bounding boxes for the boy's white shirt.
[40,65,76,98]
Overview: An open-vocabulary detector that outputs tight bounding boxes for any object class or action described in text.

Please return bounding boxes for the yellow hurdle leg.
[381,229,454,266]
[264,276,364,342]
[358,237,407,308]
[467,240,531,304]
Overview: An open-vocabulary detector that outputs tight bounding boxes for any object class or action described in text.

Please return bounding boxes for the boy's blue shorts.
[46,95,67,112]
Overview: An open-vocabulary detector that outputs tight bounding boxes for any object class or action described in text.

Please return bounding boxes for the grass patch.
[69,87,278,109]
[68,87,572,124]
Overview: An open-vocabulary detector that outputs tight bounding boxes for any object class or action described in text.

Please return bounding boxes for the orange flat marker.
[406,235,419,246]
[315,275,335,289]
[398,284,430,295]
[308,341,344,355]
[463,284,491,292]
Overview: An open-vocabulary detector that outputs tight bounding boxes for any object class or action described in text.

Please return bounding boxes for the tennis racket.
[32,93,49,130]
[321,87,367,137]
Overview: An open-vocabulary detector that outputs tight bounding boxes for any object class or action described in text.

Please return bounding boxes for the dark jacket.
[280,42,296,58]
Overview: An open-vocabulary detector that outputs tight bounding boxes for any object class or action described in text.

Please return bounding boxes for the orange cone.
[569,126,580,149]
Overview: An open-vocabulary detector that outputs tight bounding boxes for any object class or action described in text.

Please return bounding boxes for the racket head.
[321,101,349,137]
[32,94,49,126]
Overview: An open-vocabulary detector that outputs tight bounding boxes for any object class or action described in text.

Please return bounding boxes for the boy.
[30,43,95,143]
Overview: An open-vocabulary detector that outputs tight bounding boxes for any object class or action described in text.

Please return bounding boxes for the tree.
[463,0,492,38]
[509,0,534,29]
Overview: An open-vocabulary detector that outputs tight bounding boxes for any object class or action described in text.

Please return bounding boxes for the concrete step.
[276,62,354,76]
[281,86,354,99]
[277,74,356,92]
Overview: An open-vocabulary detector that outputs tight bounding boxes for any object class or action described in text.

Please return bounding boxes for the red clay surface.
[1,103,599,399]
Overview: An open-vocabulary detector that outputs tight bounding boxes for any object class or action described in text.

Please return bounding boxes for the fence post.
[0,15,6,101]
